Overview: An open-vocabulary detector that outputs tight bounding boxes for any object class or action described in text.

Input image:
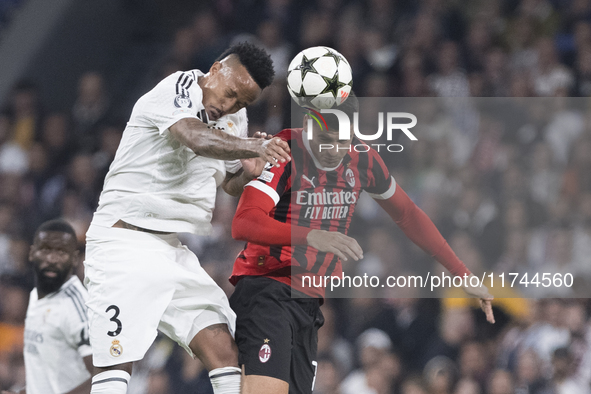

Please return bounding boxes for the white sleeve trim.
[366,176,397,200]
[245,180,280,205]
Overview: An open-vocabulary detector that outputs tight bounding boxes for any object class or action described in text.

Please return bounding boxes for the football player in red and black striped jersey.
[229,93,494,394]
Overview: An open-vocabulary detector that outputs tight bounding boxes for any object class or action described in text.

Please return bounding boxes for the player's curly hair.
[217,42,275,89]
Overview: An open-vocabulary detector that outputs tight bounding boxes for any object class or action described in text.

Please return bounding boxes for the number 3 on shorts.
[106,305,122,337]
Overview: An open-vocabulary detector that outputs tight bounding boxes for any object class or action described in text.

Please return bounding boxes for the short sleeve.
[364,150,396,200]
[135,71,206,137]
[244,159,291,205]
[62,289,93,358]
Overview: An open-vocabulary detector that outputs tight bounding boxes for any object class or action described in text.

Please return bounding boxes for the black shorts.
[229,276,324,394]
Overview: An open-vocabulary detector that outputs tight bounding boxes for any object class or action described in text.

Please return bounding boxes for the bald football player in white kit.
[2,219,92,394]
[84,42,290,394]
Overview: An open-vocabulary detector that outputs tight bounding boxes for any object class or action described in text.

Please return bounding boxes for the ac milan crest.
[259,340,271,363]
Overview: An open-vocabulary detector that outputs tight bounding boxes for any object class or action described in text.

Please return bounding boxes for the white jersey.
[92,69,248,234]
[24,276,92,394]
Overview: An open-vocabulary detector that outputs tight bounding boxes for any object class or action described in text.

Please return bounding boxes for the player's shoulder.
[55,277,88,322]
[158,69,202,93]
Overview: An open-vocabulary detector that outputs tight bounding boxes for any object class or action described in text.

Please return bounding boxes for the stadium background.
[1,0,591,393]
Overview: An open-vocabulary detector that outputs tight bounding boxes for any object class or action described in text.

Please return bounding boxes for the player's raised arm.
[169,119,290,166]
[372,182,495,324]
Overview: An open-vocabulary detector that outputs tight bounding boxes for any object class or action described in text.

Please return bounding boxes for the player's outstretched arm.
[374,185,495,324]
[232,188,363,261]
[462,277,495,324]
[170,118,290,167]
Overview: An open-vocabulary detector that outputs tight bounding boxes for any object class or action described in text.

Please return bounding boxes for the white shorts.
[84,224,236,367]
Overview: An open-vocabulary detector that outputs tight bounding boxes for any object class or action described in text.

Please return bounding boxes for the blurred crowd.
[1,0,591,393]
[0,0,22,35]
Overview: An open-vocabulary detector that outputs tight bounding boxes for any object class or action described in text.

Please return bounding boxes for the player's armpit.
[232,187,311,245]
[375,185,471,277]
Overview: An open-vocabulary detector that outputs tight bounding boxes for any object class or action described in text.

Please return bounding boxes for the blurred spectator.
[514,349,553,394]
[531,37,574,96]
[40,112,74,174]
[0,112,27,175]
[318,302,354,374]
[551,346,591,394]
[92,123,123,182]
[562,136,591,198]
[340,328,401,394]
[429,41,470,97]
[421,307,476,368]
[314,355,343,394]
[6,81,41,151]
[423,355,458,394]
[71,71,110,150]
[190,10,228,72]
[458,341,491,387]
[0,281,27,358]
[487,369,515,394]
[257,19,293,81]
[400,376,429,394]
[529,141,561,205]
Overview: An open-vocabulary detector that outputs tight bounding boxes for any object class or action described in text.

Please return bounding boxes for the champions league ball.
[287,46,353,109]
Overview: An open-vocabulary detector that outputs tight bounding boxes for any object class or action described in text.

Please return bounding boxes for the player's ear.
[303,114,309,130]
[209,61,222,76]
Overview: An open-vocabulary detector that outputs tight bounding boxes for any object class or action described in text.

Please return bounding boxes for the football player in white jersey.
[84,42,289,394]
[2,219,92,394]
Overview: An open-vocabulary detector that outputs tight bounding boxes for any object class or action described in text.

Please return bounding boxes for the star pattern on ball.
[322,50,342,67]
[296,55,318,79]
[321,72,348,97]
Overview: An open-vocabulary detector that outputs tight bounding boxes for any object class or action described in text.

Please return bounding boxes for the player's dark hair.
[217,42,275,89]
[34,219,77,241]
[324,91,359,131]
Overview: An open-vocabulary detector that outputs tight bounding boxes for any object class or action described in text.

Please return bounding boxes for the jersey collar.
[301,130,343,172]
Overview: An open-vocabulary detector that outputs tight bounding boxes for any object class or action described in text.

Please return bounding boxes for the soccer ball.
[287,46,353,109]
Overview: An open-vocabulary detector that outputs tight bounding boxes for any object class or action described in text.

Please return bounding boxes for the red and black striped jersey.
[230,128,396,296]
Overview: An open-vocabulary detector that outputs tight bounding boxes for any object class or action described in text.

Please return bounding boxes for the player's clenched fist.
[257,137,291,167]
[306,229,363,262]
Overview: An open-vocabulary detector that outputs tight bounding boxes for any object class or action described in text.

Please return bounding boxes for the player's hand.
[240,158,267,179]
[257,137,291,167]
[252,131,273,140]
[462,275,495,324]
[306,229,363,262]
